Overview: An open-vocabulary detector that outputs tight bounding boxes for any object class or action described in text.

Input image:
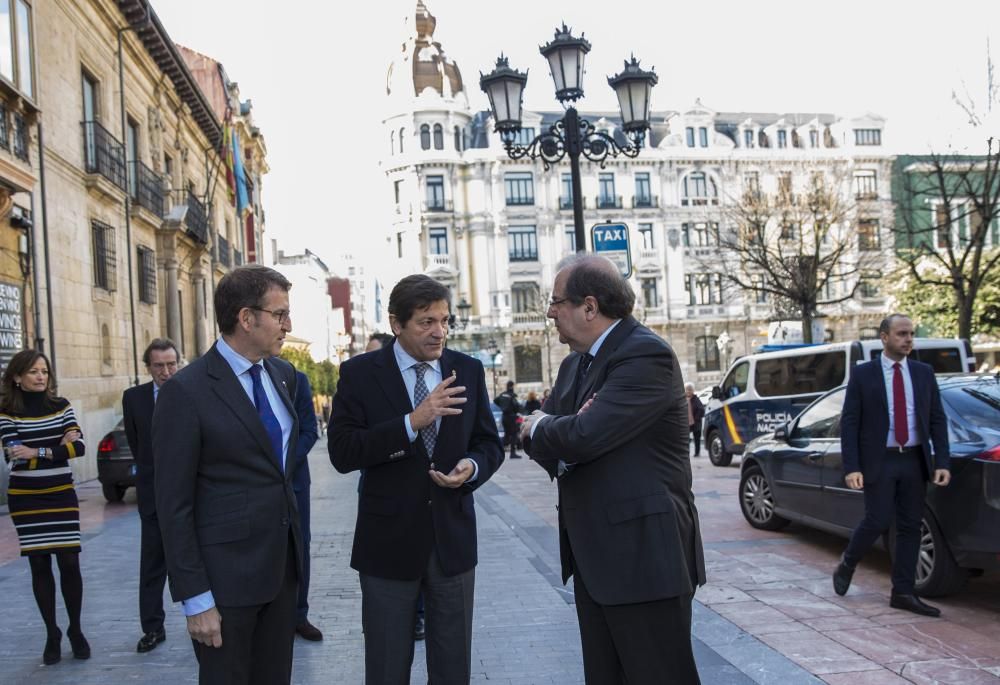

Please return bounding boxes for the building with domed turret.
[382,1,896,389]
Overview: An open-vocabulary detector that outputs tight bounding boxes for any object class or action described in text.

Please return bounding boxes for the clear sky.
[152,0,999,269]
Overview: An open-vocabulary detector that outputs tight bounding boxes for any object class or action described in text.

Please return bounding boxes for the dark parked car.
[96,419,135,502]
[739,373,1000,596]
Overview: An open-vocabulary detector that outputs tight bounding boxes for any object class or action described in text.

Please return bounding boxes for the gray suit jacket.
[153,344,302,607]
[528,317,706,605]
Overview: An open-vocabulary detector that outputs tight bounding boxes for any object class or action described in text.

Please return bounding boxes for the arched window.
[420,124,431,150]
[454,126,461,151]
[390,130,395,156]
[399,127,405,153]
[681,172,718,206]
[433,124,444,150]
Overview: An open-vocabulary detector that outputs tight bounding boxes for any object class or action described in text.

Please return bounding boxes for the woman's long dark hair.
[0,349,57,415]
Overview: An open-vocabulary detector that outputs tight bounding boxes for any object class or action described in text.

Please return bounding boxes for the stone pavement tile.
[802,615,883,632]
[820,668,913,684]
[757,629,885,676]
[696,582,754,605]
[895,658,1000,684]
[711,600,797,631]
[825,627,949,664]
[748,588,852,620]
[895,621,1000,660]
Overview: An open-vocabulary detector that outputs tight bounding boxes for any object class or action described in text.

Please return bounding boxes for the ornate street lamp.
[487,338,500,397]
[480,24,658,253]
[450,297,473,331]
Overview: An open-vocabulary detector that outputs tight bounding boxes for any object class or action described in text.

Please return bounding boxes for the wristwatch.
[37,447,47,459]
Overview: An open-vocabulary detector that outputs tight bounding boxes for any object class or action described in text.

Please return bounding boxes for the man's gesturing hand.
[187,606,222,648]
[430,458,474,488]
[845,471,864,490]
[410,375,466,431]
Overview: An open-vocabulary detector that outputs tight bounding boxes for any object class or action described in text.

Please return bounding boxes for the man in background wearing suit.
[291,370,321,641]
[521,254,705,685]
[833,313,951,616]
[329,274,503,684]
[123,338,179,654]
[154,265,301,684]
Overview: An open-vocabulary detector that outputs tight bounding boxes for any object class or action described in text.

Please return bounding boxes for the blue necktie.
[413,363,437,457]
[248,364,284,471]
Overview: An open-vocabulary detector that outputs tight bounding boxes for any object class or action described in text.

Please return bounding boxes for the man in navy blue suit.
[833,313,951,616]
[290,370,322,641]
[329,274,503,683]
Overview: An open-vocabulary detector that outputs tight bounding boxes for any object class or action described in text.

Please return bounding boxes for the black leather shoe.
[68,630,90,660]
[832,561,855,596]
[43,628,61,665]
[136,627,166,653]
[295,621,323,641]
[890,593,941,617]
[413,614,425,641]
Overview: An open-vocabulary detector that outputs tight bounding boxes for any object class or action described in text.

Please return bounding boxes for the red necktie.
[892,362,908,446]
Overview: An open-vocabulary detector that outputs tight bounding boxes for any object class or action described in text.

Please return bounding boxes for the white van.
[702,338,974,466]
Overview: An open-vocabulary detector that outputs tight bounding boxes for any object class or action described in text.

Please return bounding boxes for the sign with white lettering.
[0,281,23,372]
[591,223,632,278]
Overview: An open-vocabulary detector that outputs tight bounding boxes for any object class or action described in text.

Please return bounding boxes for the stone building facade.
[382,1,895,391]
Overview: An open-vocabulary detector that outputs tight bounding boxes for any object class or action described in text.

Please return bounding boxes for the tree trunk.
[957,300,974,340]
[801,311,814,344]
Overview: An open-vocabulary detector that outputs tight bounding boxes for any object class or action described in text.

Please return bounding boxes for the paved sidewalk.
[0,444,817,684]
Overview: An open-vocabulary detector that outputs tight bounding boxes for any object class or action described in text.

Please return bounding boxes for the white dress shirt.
[881,353,917,448]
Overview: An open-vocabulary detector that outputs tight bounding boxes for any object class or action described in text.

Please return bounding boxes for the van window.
[867,348,963,373]
[755,352,846,398]
[722,361,750,398]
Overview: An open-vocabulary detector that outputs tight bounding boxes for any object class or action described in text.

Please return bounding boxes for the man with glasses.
[154,265,302,684]
[330,274,503,683]
[122,338,180,654]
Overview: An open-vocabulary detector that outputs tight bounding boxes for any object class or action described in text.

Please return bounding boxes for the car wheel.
[708,429,733,467]
[102,482,125,503]
[739,465,789,531]
[886,510,968,597]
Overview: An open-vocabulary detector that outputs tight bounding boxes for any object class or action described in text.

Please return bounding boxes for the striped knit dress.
[1,392,86,556]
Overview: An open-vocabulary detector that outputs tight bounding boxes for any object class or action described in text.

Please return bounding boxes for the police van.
[702,338,974,467]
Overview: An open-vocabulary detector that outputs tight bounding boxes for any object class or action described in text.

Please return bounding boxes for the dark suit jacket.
[292,371,318,493]
[123,381,156,517]
[527,317,706,606]
[153,344,302,608]
[841,357,950,484]
[328,342,504,580]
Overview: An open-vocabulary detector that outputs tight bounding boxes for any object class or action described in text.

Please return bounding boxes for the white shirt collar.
[588,319,622,358]
[393,340,442,374]
[880,353,908,372]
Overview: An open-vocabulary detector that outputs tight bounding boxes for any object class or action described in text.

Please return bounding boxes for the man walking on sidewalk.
[122,338,179,654]
[833,313,951,616]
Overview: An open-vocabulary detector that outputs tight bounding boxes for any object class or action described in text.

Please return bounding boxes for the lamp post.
[455,297,472,330]
[487,338,500,397]
[716,330,734,373]
[480,25,658,253]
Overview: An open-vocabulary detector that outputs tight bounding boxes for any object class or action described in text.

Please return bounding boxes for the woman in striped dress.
[2,349,90,665]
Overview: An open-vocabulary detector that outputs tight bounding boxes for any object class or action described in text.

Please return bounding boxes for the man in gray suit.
[522,255,705,685]
[154,265,301,685]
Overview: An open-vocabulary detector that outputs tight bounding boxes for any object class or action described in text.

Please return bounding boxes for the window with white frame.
[699,127,708,147]
[777,130,787,148]
[641,278,658,308]
[858,219,880,251]
[695,336,721,372]
[638,223,654,249]
[511,282,539,314]
[504,172,534,205]
[428,227,448,255]
[682,172,717,206]
[685,273,723,305]
[685,127,695,147]
[681,221,719,247]
[743,129,754,148]
[433,124,444,150]
[854,170,877,199]
[854,128,882,146]
[564,225,576,253]
[508,226,538,261]
[426,175,445,210]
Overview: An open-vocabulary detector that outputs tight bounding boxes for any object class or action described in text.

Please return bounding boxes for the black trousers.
[360,550,475,684]
[843,448,926,594]
[574,572,700,685]
[194,542,298,685]
[294,486,311,623]
[689,424,701,456]
[139,513,168,634]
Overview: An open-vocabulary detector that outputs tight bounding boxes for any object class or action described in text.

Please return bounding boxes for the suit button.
[281,517,289,526]
[428,500,433,506]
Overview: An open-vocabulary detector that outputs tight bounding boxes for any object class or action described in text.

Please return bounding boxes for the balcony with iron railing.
[129,160,166,217]
[82,121,126,190]
[216,234,232,267]
[596,195,623,209]
[511,312,547,328]
[425,253,451,270]
[0,102,8,150]
[559,196,587,210]
[12,113,27,162]
[172,189,208,244]
[632,194,659,209]
[422,199,454,213]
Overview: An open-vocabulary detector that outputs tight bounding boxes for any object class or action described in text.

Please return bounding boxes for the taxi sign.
[591,223,632,278]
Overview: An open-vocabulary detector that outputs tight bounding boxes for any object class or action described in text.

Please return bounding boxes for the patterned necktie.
[248,364,284,471]
[573,352,594,401]
[413,362,437,457]
[892,362,908,446]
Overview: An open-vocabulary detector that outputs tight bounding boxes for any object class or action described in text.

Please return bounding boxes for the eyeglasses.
[548,296,570,308]
[251,307,291,325]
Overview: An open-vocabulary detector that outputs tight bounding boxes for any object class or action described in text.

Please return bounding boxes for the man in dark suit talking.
[154,265,301,684]
[521,254,705,685]
[329,274,503,684]
[122,338,180,654]
[833,313,951,616]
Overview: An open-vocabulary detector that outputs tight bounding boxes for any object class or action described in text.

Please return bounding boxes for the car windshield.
[941,381,1000,431]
